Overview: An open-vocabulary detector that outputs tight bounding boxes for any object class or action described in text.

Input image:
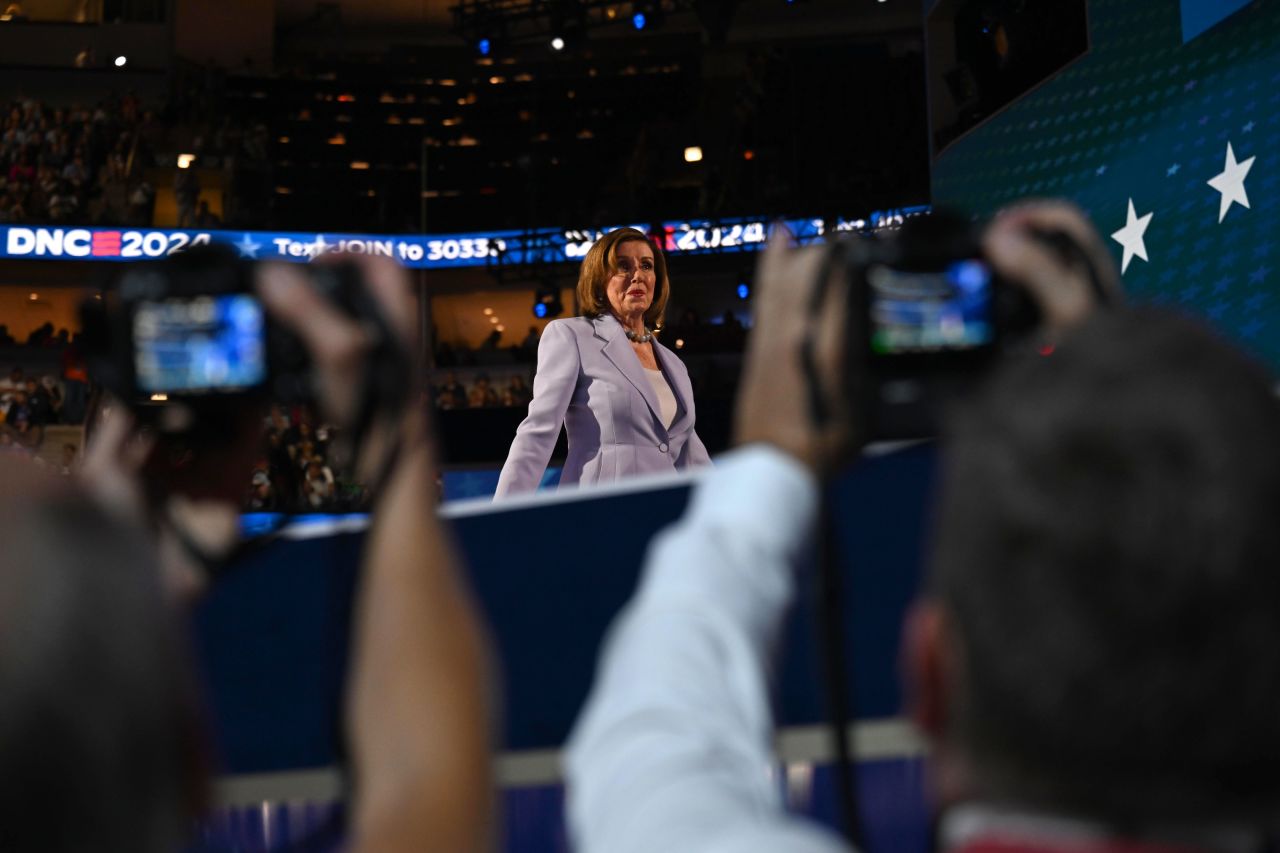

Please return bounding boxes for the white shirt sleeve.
[566,445,852,853]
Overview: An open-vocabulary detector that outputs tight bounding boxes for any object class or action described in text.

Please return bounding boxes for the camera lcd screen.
[868,259,994,355]
[132,294,267,394]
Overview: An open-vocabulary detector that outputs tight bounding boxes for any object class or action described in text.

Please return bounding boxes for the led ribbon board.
[0,207,929,269]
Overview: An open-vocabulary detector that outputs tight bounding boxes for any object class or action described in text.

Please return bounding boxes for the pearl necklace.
[624,327,653,344]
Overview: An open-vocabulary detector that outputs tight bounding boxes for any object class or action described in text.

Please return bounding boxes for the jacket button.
[658,442,669,453]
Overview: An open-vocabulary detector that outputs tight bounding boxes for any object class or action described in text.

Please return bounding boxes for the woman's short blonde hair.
[576,227,670,331]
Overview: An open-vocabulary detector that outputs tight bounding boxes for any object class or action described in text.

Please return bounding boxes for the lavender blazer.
[494,314,712,497]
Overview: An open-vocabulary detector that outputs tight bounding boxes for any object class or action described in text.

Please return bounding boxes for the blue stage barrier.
[193,443,938,850]
[196,442,937,772]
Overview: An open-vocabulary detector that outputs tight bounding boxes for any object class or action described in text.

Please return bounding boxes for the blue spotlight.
[737,282,750,300]
[533,302,548,319]
[478,38,492,55]
[632,11,646,29]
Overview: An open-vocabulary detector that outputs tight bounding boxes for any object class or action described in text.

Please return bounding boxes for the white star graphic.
[1111,199,1153,274]
[1207,142,1256,223]
[234,233,262,259]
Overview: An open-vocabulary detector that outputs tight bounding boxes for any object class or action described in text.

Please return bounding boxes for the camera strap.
[1031,228,1115,307]
[798,237,864,850]
[799,241,846,429]
[341,276,414,497]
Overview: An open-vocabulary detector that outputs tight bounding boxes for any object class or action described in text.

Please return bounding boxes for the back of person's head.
[928,307,1280,826]
[0,463,202,851]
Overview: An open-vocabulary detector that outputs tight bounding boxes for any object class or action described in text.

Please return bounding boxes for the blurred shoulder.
[536,317,593,359]
[546,316,595,332]
[543,316,598,341]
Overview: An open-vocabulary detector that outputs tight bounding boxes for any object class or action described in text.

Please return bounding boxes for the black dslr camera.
[80,245,409,441]
[840,211,1045,440]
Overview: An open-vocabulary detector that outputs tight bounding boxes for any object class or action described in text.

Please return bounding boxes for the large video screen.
[927,0,1090,153]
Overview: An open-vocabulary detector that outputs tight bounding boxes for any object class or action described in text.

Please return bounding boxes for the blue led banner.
[0,207,929,269]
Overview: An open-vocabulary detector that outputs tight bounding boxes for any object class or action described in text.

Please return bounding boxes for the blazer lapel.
[595,316,665,430]
[652,339,694,435]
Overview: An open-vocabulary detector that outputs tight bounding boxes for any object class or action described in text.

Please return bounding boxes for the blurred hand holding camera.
[258,257,492,852]
[733,236,862,473]
[79,406,220,601]
[735,202,1122,472]
[79,399,153,524]
[983,200,1123,337]
[79,254,492,851]
[78,252,426,598]
[257,255,425,484]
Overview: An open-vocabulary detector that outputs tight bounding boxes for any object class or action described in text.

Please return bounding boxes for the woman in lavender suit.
[494,228,712,498]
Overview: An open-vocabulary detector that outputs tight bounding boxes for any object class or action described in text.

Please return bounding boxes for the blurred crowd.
[0,84,273,229]
[247,405,367,513]
[0,329,91,458]
[432,371,532,411]
[0,366,65,454]
[250,372,536,512]
[0,94,164,226]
